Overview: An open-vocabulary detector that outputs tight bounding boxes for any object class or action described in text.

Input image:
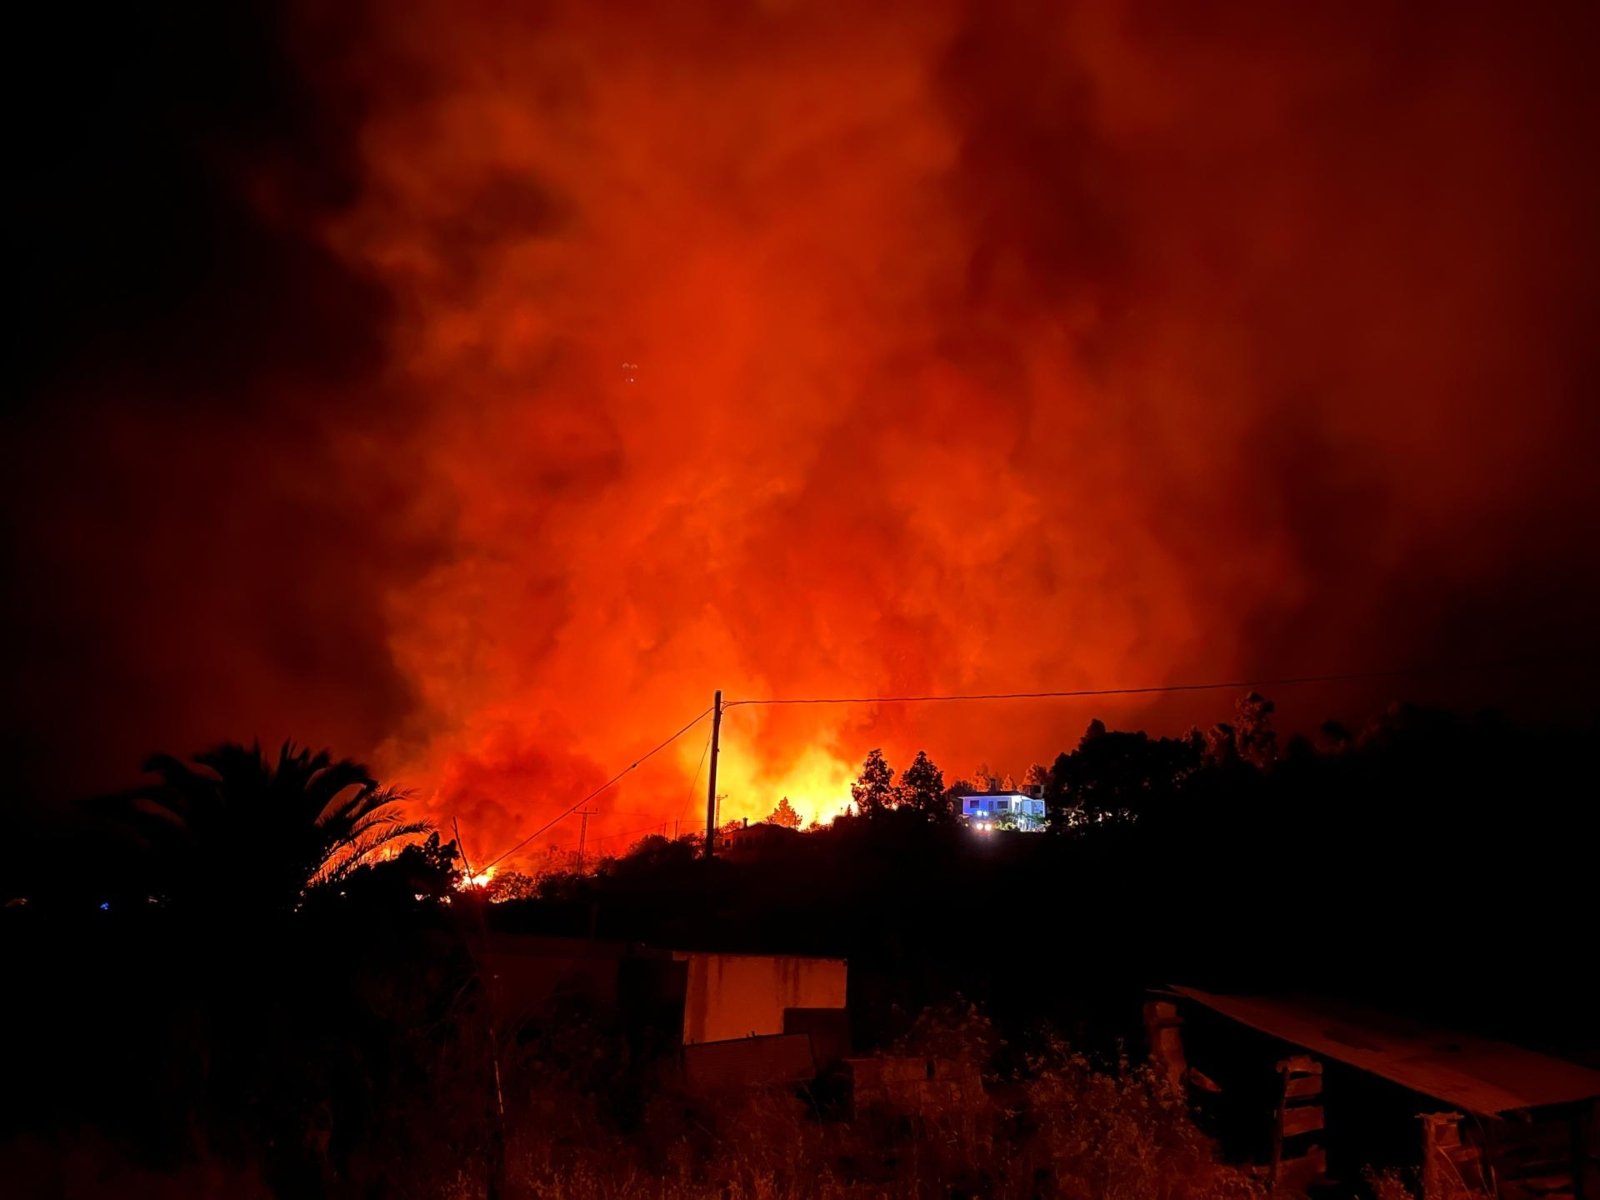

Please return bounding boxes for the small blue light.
[99,902,110,911]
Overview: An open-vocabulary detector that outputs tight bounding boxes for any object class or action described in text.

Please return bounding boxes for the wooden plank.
[1284,1074,1323,1099]
[1282,1105,1325,1138]
[1277,1150,1327,1192]
[1279,1055,1322,1076]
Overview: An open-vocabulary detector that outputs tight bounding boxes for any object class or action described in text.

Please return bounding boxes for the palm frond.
[113,736,421,908]
[343,796,419,840]
[307,764,382,828]
[312,819,435,888]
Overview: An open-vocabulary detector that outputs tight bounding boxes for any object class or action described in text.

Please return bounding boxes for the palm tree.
[116,740,430,910]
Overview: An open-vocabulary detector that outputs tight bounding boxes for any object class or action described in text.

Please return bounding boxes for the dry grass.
[5,1002,1270,1200]
[479,1030,1265,1200]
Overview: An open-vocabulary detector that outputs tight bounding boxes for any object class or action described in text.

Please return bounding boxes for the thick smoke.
[4,4,438,820]
[8,1,1599,861]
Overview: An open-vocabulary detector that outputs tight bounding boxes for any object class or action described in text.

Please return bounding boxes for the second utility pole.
[576,807,595,872]
[704,689,722,858]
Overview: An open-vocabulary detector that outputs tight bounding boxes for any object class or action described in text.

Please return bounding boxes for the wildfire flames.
[8,2,1600,865]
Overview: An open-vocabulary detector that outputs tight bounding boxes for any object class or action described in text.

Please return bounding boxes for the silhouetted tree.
[1044,719,1199,829]
[1234,692,1278,766]
[111,740,429,911]
[1201,722,1240,767]
[896,750,949,822]
[485,867,537,903]
[851,748,896,817]
[767,796,802,828]
[941,778,975,820]
[331,831,461,906]
[1318,719,1352,752]
[611,833,700,875]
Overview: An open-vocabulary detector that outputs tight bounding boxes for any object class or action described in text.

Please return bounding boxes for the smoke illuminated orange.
[13,2,1594,867]
[221,0,1592,867]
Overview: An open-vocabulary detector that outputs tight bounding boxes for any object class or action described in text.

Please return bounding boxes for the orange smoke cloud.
[8,2,1599,862]
[292,0,1598,863]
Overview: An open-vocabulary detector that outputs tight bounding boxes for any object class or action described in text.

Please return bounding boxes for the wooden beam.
[1284,1074,1323,1099]
[1282,1106,1326,1139]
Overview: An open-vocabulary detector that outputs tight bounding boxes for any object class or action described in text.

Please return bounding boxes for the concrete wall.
[682,1033,817,1092]
[482,934,630,1027]
[673,951,847,1045]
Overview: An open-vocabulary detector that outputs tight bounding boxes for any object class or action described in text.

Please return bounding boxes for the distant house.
[718,818,801,859]
[959,791,1046,831]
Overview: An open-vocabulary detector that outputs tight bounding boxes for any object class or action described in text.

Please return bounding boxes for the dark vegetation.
[2,699,1595,1197]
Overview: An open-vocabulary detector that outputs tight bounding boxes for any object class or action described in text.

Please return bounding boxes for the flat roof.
[670,949,848,966]
[1168,986,1600,1116]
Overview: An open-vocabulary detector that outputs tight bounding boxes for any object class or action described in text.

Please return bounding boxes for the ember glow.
[8,2,1600,864]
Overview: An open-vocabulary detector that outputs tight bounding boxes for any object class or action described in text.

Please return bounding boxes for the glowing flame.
[464,865,497,889]
[695,723,857,829]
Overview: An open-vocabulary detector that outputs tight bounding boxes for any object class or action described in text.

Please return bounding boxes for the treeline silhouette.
[2,698,1595,1196]
[504,695,1599,1057]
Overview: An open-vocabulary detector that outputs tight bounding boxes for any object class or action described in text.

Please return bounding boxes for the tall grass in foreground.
[487,1034,1264,1200]
[4,996,1283,1199]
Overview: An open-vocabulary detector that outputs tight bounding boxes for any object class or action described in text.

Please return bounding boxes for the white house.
[959,791,1046,831]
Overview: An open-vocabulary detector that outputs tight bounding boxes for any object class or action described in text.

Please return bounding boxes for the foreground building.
[1149,986,1600,1200]
[480,933,851,1093]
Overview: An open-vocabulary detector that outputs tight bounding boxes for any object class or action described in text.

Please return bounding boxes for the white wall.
[673,952,847,1045]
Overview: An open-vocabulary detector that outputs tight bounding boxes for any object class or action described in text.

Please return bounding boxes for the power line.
[479,664,1463,869]
[682,725,712,825]
[722,667,1444,709]
[584,819,679,850]
[481,705,713,870]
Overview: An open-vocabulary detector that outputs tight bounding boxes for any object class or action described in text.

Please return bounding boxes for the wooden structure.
[1152,987,1600,1199]
[1422,1112,1492,1200]
[1143,998,1189,1094]
[1271,1055,1326,1192]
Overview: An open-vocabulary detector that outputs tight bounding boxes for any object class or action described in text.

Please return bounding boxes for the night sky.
[7,1,1600,859]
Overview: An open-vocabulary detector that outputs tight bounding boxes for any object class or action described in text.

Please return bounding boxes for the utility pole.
[449,818,505,1200]
[576,807,595,871]
[704,689,723,859]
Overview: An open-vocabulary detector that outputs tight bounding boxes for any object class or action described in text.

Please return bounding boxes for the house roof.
[1167,986,1600,1116]
[728,820,799,834]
